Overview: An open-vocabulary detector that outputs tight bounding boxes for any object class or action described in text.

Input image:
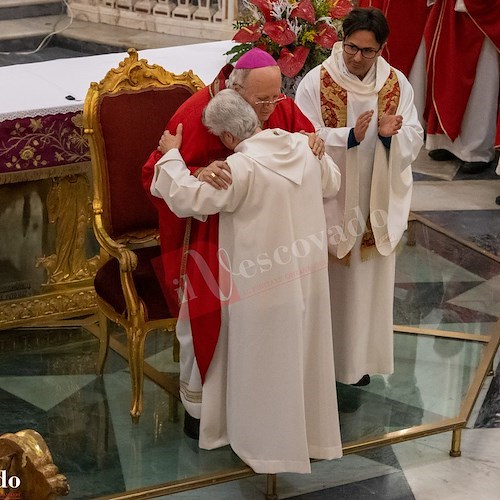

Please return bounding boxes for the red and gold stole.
[320,66,400,263]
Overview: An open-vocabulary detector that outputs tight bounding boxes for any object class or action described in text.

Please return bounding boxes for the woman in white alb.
[150,89,343,474]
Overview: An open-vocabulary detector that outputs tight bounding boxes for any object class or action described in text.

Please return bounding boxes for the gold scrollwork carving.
[91,48,205,96]
[0,288,96,327]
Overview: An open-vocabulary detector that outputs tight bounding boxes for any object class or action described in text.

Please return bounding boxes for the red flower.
[277,46,310,77]
[330,0,353,19]
[263,20,296,45]
[313,22,338,49]
[290,0,316,24]
[252,0,273,22]
[233,23,262,43]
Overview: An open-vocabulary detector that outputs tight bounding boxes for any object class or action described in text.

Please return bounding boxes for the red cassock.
[424,0,500,141]
[142,66,315,382]
[358,0,429,77]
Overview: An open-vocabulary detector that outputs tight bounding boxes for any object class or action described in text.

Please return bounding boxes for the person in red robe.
[357,0,429,78]
[424,0,500,173]
[142,48,319,437]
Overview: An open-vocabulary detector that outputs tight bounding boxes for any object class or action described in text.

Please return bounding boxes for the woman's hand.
[197,160,232,189]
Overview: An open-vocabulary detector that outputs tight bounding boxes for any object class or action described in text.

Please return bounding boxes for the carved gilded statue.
[37,174,99,284]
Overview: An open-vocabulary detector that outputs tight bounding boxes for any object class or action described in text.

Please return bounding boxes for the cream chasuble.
[151,129,342,473]
[296,42,423,384]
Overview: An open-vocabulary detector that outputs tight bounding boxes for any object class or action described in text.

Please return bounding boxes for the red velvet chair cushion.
[94,245,172,321]
[99,86,196,238]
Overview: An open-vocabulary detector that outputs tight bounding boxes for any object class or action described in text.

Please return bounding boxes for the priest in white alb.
[150,89,343,474]
[295,7,424,386]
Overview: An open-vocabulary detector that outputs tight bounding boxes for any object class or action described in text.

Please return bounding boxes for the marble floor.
[0,218,498,500]
[1,5,500,500]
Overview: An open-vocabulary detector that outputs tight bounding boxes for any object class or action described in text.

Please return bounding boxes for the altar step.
[0,0,219,67]
[0,0,64,21]
[0,10,214,67]
[0,14,212,47]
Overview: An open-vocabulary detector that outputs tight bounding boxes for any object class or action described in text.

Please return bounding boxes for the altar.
[0,40,235,328]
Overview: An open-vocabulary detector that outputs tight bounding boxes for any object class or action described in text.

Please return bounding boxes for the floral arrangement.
[228,0,353,78]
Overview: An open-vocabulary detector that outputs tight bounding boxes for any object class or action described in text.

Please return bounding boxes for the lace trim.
[0,104,82,122]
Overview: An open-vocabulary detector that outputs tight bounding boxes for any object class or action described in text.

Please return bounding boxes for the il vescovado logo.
[0,469,21,499]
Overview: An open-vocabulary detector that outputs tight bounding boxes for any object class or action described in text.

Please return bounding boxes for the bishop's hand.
[158,123,183,153]
[301,131,325,159]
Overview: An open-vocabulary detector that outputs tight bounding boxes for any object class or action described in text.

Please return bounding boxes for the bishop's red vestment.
[142,66,314,381]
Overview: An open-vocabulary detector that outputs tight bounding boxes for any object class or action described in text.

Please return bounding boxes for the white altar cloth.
[0,40,236,120]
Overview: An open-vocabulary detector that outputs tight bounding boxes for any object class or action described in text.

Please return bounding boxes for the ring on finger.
[210,172,217,179]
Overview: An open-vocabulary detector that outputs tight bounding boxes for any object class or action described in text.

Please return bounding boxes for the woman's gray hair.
[226,68,251,89]
[202,89,260,140]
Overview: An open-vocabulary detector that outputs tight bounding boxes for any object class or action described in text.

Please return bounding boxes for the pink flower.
[313,22,338,49]
[252,0,273,21]
[277,46,310,77]
[263,20,296,45]
[290,0,316,24]
[330,0,353,19]
[233,23,262,43]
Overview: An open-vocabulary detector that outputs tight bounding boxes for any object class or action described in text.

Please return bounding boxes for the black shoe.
[183,410,200,440]
[459,161,491,174]
[351,374,371,387]
[336,383,362,413]
[496,196,500,206]
[428,149,457,162]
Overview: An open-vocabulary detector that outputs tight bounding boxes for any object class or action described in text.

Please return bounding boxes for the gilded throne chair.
[83,48,204,421]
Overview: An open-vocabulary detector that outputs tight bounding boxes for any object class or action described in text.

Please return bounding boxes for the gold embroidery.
[179,379,203,403]
[0,112,89,178]
[378,68,400,123]
[361,215,375,248]
[360,215,379,261]
[320,66,401,262]
[320,66,348,128]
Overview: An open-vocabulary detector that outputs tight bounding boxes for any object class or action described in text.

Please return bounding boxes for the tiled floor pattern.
[0,7,499,499]
[0,222,498,499]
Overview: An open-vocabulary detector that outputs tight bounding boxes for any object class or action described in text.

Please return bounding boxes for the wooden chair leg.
[95,309,109,375]
[266,474,278,500]
[406,218,416,246]
[168,394,179,423]
[173,332,180,363]
[128,326,146,423]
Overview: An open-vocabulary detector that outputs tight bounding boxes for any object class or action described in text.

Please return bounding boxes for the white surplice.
[151,129,342,473]
[295,43,424,384]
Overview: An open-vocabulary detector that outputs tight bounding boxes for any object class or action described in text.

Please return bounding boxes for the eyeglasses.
[343,43,381,59]
[254,95,287,106]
